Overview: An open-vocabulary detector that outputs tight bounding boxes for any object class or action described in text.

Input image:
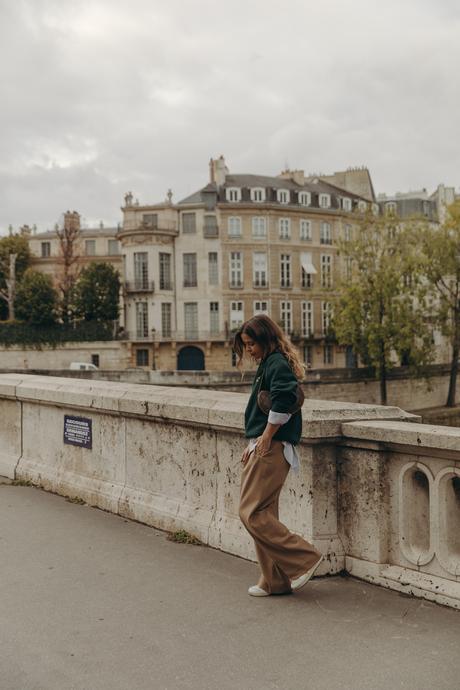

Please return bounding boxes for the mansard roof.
[178,173,368,206]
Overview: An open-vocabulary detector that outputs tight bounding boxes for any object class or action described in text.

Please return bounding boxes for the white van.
[69,362,99,371]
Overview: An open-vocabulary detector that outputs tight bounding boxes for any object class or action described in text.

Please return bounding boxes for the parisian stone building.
[119,157,376,370]
[24,160,458,371]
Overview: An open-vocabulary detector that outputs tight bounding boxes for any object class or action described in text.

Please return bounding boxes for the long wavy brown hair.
[232,314,306,380]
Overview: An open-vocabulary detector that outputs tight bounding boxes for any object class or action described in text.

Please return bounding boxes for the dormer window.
[358,200,368,212]
[251,187,266,202]
[342,197,352,212]
[372,203,380,216]
[226,187,241,202]
[319,194,331,208]
[385,201,397,214]
[298,192,311,206]
[277,189,290,204]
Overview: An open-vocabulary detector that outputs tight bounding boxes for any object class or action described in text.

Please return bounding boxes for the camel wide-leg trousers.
[239,439,322,594]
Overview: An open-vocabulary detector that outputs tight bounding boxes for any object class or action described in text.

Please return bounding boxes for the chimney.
[209,155,229,186]
[63,210,81,233]
[279,169,305,186]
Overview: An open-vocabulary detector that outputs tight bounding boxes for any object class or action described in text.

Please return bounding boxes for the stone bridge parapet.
[0,374,458,608]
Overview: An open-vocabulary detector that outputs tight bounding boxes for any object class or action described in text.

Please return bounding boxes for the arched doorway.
[177,346,205,371]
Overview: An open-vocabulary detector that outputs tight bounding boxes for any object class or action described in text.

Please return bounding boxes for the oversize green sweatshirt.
[244,350,302,444]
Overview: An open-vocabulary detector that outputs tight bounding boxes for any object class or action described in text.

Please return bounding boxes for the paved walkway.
[1,482,459,690]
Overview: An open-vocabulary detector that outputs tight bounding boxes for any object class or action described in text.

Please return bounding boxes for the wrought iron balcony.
[125,280,155,293]
[124,330,228,342]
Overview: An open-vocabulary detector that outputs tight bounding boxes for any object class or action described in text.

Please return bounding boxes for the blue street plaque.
[63,415,92,449]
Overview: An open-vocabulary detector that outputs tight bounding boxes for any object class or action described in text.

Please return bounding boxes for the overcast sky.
[1,0,459,233]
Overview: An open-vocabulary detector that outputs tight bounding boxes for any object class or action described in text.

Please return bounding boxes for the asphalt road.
[1,482,459,690]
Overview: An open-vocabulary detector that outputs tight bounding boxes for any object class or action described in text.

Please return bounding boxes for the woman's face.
[241,332,264,363]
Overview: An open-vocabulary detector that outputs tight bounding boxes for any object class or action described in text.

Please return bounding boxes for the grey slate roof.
[31,227,119,240]
[178,173,368,207]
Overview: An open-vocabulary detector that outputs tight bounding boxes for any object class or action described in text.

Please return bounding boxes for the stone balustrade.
[0,374,458,608]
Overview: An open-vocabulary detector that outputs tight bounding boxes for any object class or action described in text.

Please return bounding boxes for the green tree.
[332,210,434,405]
[0,234,32,320]
[15,269,58,326]
[74,262,120,322]
[420,201,460,406]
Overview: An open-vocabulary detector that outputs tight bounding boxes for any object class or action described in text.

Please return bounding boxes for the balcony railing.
[125,280,155,293]
[124,330,229,342]
[203,227,219,238]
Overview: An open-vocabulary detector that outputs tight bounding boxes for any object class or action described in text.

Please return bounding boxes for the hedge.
[0,321,116,349]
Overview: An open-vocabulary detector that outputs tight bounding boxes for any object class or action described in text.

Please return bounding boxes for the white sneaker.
[291,555,324,592]
[248,585,270,597]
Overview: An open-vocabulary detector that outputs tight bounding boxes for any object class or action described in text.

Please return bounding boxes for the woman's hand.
[240,445,252,466]
[255,431,272,457]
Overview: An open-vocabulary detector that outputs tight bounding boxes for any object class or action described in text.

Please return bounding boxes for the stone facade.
[119,157,375,371]
[28,211,122,283]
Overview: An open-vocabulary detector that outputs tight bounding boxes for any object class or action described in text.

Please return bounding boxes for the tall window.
[254,301,268,315]
[300,219,312,241]
[304,345,313,366]
[41,242,51,257]
[302,270,313,288]
[136,302,148,338]
[280,254,292,288]
[278,218,291,239]
[108,239,119,255]
[301,252,316,288]
[136,349,149,366]
[301,301,313,337]
[182,213,196,233]
[321,254,332,288]
[253,252,267,287]
[229,252,243,287]
[184,303,198,339]
[161,303,172,337]
[134,252,148,289]
[208,252,218,285]
[85,240,96,256]
[280,301,292,333]
[320,222,332,245]
[228,217,242,237]
[344,224,352,241]
[159,253,171,290]
[319,194,331,208]
[299,192,311,206]
[345,257,353,281]
[252,217,266,238]
[321,301,332,335]
[210,302,219,334]
[230,301,244,329]
[142,213,158,227]
[183,253,197,287]
[204,215,218,237]
[324,344,334,364]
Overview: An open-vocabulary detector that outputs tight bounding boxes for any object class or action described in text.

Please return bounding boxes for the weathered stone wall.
[0,341,128,370]
[2,363,459,413]
[1,374,459,608]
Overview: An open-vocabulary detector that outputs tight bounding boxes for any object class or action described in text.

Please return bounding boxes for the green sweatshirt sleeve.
[265,354,298,413]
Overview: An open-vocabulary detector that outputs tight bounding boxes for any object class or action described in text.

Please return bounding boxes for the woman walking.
[233,314,323,597]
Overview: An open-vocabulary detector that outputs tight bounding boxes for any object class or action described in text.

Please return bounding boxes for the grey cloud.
[0,0,459,232]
